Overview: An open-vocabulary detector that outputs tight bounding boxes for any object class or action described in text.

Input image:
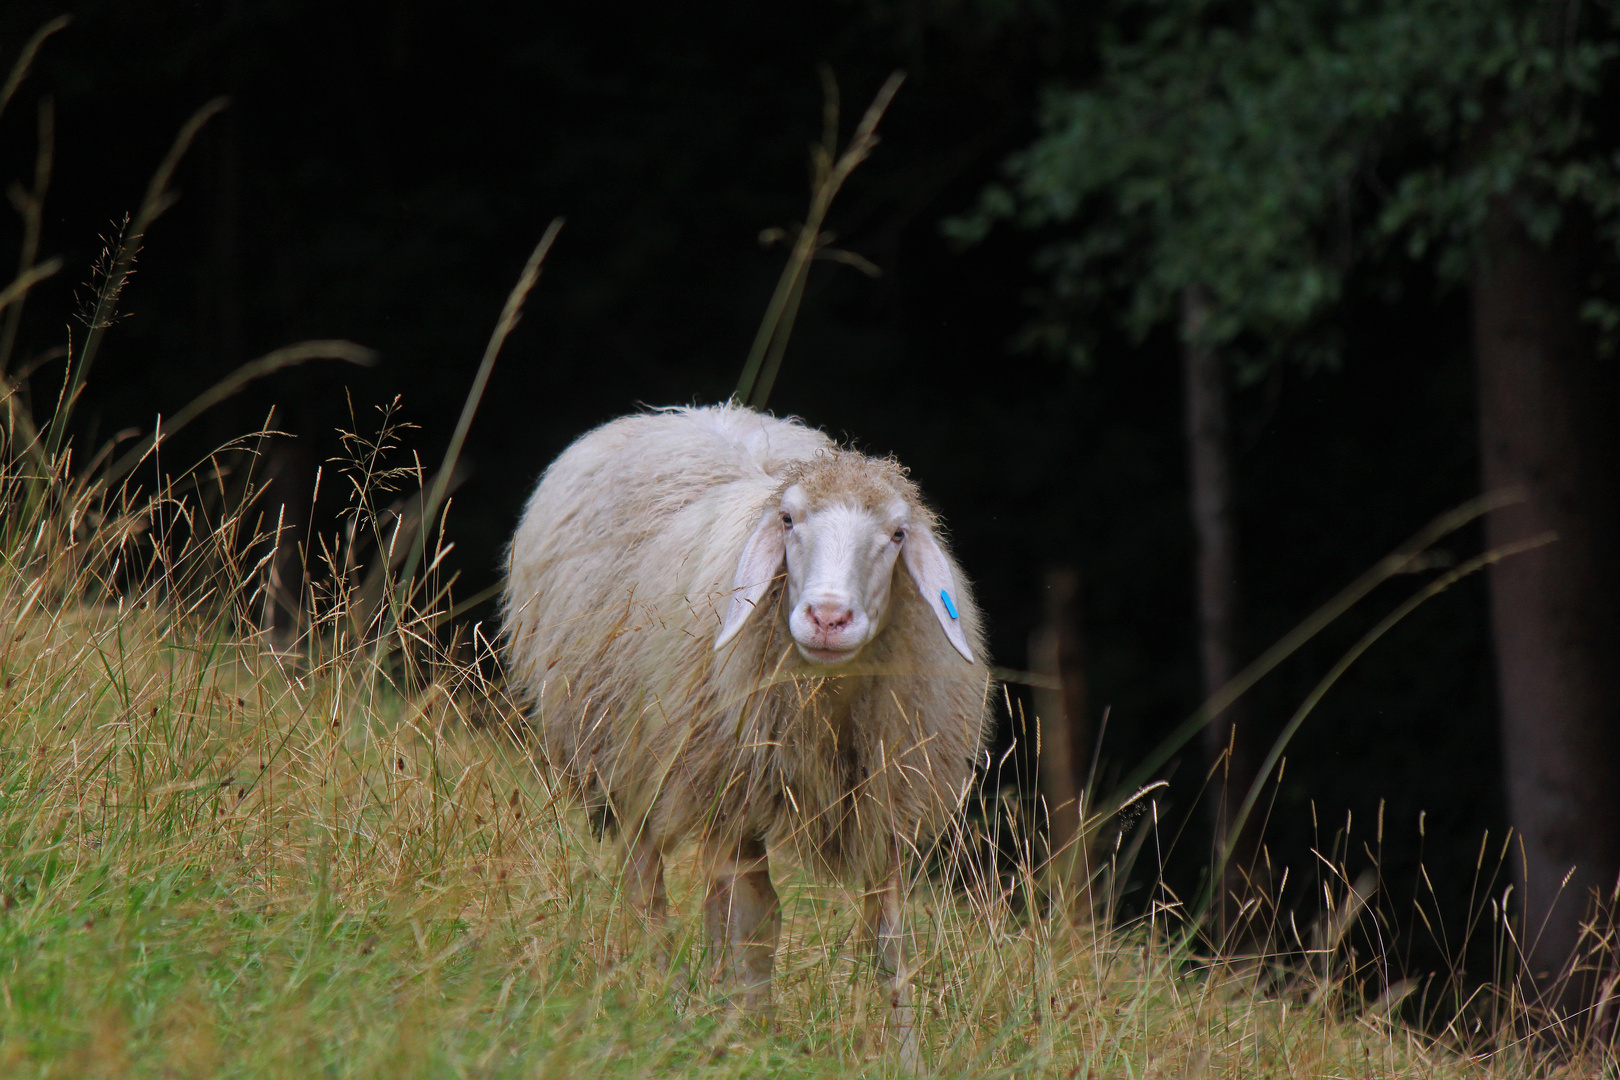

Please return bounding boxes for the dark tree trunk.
[1181,285,1261,947]
[1031,566,1091,907]
[1474,202,1620,1021]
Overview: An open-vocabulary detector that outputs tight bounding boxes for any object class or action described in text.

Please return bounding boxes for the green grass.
[0,530,1566,1079]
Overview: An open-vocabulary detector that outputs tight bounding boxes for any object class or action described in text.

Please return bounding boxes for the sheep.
[500,403,990,1056]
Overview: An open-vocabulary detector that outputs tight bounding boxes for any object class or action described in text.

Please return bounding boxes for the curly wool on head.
[499,403,991,886]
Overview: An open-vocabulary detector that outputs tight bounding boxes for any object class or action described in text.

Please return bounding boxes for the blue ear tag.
[940,589,959,620]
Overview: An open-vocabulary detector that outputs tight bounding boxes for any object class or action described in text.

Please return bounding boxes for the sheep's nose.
[805,600,854,633]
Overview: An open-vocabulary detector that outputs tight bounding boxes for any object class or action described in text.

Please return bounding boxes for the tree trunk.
[1031,566,1092,909]
[1181,285,1261,948]
[1474,202,1620,1022]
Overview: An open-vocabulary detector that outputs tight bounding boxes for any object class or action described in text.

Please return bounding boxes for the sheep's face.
[776,487,909,665]
[715,455,975,666]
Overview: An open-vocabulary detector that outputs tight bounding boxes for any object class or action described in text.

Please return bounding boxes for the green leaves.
[958,0,1620,367]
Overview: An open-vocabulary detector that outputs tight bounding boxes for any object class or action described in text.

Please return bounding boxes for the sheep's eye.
[892,528,906,544]
[781,512,794,530]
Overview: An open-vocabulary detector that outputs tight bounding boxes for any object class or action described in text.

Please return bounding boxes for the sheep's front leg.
[703,836,780,1014]
[863,866,919,1069]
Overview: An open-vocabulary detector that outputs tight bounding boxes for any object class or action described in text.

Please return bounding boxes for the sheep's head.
[715,451,974,666]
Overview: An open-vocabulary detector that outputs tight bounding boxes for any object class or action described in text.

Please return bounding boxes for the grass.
[0,393,1576,1080]
[0,574,1535,1078]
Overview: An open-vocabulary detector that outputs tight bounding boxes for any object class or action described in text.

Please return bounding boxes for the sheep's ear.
[902,527,975,663]
[716,508,785,650]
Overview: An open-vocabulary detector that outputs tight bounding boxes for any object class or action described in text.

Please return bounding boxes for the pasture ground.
[0,567,1572,1078]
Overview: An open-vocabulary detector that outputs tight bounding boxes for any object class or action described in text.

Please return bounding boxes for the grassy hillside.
[0,461,1559,1079]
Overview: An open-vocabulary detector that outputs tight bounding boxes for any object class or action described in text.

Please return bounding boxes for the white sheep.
[501,403,990,1056]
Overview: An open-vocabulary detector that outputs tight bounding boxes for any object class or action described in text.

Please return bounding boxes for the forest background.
[2,0,1615,1023]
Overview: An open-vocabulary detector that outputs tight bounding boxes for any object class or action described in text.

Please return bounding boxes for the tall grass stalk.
[1206,530,1557,939]
[44,98,226,461]
[1093,490,1525,821]
[393,217,564,599]
[735,69,899,410]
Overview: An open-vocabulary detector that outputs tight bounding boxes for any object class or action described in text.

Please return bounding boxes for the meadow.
[0,287,1581,1076]
[0,494,1550,1078]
